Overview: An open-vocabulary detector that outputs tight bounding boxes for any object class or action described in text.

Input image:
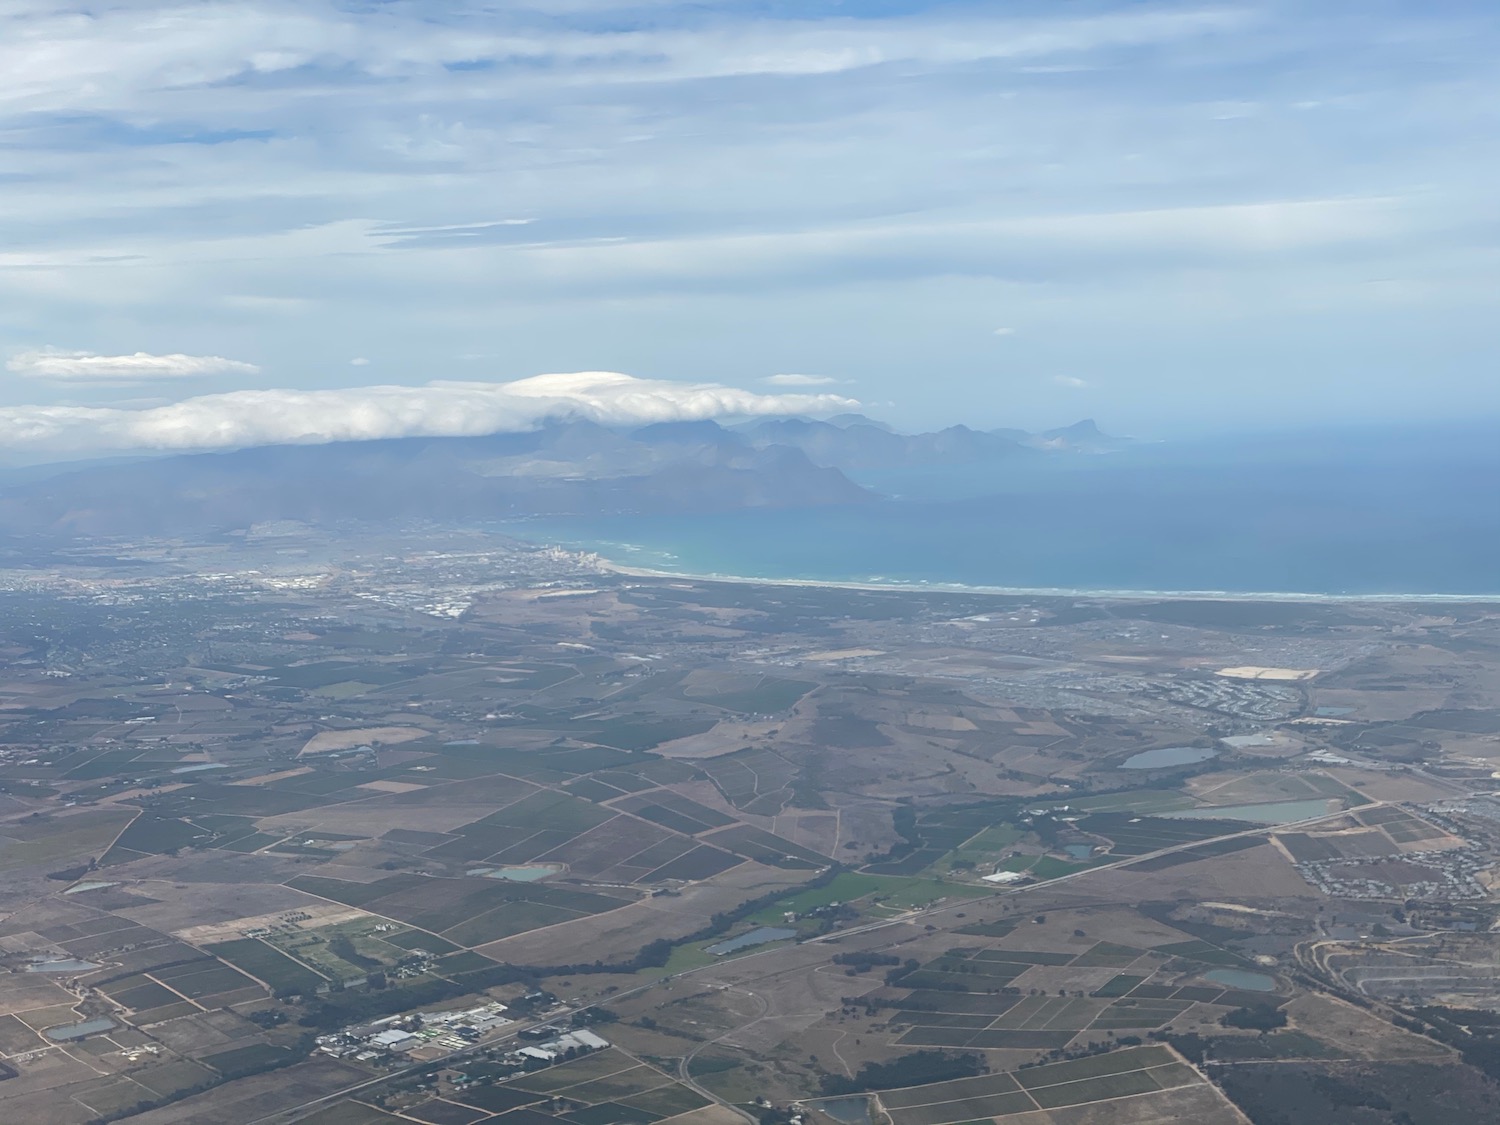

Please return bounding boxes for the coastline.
[586,556,1500,605]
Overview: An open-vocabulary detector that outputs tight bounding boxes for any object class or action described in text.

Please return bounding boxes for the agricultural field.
[872,1045,1241,1124]
[874,933,1286,1051]
[371,1046,717,1124]
[3,536,1500,1123]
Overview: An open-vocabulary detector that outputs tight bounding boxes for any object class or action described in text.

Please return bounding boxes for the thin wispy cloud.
[0,1,1495,433]
[8,349,260,382]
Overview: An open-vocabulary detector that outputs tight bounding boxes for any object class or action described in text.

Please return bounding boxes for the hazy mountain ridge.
[0,415,1115,536]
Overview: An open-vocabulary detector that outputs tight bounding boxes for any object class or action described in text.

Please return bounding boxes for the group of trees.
[832,951,900,974]
[1222,1005,1288,1032]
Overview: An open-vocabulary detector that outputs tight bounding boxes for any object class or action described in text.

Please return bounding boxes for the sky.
[1,0,1497,457]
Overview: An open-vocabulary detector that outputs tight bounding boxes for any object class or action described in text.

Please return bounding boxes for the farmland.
[2,532,1500,1123]
[872,1045,1237,1123]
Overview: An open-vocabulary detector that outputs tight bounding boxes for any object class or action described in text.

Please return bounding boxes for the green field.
[201,1042,295,1077]
[1072,789,1199,814]
[441,900,583,945]
[510,1049,639,1093]
[295,1102,405,1125]
[688,677,815,715]
[131,1059,218,1098]
[620,1083,712,1116]
[644,942,719,976]
[107,980,181,1011]
[1027,1068,1166,1109]
[0,809,135,871]
[746,872,985,924]
[152,960,259,999]
[206,938,327,995]
[1013,1045,1174,1087]
[878,1045,1195,1123]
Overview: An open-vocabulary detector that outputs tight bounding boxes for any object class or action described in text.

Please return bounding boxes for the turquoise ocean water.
[515,425,1500,598]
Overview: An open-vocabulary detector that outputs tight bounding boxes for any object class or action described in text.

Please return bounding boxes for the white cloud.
[993,327,1017,337]
[350,357,371,366]
[0,2,1495,429]
[0,371,858,456]
[764,373,840,386]
[8,348,260,382]
[0,5,1250,117]
[1052,375,1089,388]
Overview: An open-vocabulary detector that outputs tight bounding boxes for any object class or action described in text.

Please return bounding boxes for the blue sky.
[1,0,1497,454]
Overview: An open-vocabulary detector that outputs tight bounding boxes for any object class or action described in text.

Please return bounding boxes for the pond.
[1205,968,1277,992]
[490,864,561,882]
[465,864,562,882]
[26,957,101,973]
[1064,844,1095,860]
[1165,799,1336,824]
[45,1017,116,1041]
[62,881,117,895]
[1120,746,1218,770]
[706,926,797,956]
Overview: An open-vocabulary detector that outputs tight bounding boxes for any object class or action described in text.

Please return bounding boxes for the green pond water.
[1205,968,1277,992]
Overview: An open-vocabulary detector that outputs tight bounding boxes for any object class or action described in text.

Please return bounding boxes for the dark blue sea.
[516,424,1500,597]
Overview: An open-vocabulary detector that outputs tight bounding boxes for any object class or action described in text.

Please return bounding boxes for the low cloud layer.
[8,349,261,382]
[764,373,841,387]
[0,371,857,457]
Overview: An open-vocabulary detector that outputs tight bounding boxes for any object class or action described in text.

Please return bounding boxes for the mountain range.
[0,415,1121,537]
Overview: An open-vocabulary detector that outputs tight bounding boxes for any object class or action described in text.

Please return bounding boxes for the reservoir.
[1205,969,1277,992]
[63,881,117,895]
[466,864,561,882]
[46,1017,116,1041]
[27,957,101,973]
[488,864,560,882]
[706,927,797,956]
[1121,746,1217,770]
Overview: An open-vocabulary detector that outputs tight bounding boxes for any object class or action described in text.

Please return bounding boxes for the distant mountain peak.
[824,413,894,432]
[1044,418,1102,437]
[1032,418,1125,453]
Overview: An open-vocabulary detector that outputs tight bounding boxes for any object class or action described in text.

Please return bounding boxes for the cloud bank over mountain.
[0,371,857,457]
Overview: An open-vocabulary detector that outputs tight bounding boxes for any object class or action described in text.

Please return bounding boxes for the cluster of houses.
[316,1000,615,1073]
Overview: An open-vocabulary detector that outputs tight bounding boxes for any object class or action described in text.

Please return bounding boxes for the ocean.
[513,423,1500,598]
